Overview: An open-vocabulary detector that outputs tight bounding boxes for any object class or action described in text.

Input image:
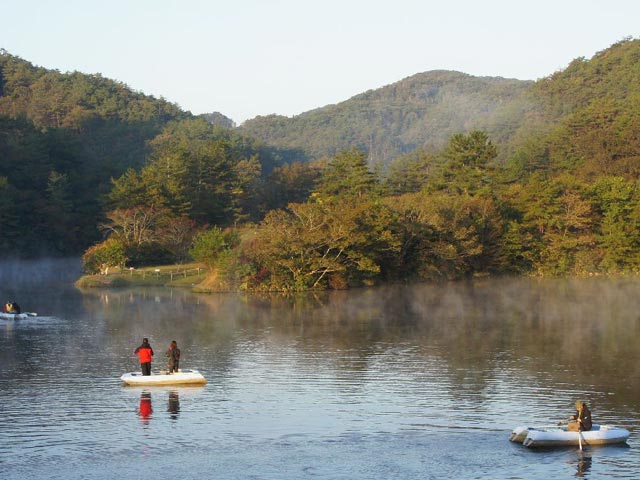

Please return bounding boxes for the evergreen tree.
[314,148,379,202]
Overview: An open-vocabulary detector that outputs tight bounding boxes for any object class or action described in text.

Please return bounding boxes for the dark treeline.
[3,38,640,291]
[0,49,184,255]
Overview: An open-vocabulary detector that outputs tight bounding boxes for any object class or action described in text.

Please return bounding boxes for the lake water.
[1,259,639,479]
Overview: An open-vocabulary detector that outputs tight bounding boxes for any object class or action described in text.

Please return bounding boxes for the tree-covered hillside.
[0,51,191,256]
[239,70,534,165]
[506,37,640,181]
[0,51,258,257]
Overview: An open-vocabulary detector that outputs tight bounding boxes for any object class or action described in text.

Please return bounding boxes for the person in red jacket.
[134,338,154,376]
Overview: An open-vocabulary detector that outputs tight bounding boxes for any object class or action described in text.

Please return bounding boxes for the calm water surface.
[1,260,639,479]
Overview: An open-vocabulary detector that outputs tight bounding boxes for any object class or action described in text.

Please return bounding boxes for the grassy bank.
[75,263,208,289]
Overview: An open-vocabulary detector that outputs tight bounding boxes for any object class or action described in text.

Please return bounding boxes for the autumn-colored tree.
[246,198,401,290]
[101,206,168,247]
[82,238,126,275]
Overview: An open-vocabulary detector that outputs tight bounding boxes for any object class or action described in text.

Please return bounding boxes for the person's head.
[575,400,586,410]
[142,337,149,345]
[170,340,177,348]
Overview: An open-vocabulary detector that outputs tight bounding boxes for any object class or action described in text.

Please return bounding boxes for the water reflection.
[80,278,640,411]
[138,391,153,425]
[135,390,181,424]
[168,390,180,420]
[575,452,593,477]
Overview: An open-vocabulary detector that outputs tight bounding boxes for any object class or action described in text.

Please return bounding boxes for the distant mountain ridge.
[239,70,534,164]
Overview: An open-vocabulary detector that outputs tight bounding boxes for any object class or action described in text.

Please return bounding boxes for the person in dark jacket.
[567,400,592,431]
[165,340,180,373]
[134,338,154,376]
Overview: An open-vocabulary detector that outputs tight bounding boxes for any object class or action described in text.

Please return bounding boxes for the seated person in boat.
[567,400,592,431]
[4,301,21,313]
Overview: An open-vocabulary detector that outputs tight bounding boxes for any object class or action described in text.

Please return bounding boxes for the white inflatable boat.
[0,312,36,320]
[510,424,630,447]
[120,369,207,386]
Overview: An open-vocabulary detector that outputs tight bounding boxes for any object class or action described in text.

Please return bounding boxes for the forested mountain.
[0,50,191,255]
[0,51,279,257]
[239,70,534,165]
[506,37,640,181]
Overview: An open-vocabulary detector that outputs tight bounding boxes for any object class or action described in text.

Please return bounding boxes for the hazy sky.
[3,0,639,124]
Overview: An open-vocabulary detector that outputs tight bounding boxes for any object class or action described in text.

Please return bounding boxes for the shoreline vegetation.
[75,263,208,289]
[74,260,637,293]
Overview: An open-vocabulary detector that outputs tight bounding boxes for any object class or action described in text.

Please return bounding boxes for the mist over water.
[0,257,82,286]
[1,267,639,479]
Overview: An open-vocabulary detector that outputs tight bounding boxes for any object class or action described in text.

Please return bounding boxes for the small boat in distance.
[120,369,207,386]
[0,312,37,320]
[510,424,630,447]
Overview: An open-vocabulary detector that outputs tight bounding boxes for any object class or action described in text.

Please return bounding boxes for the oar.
[559,419,583,449]
[578,429,582,451]
[26,312,37,317]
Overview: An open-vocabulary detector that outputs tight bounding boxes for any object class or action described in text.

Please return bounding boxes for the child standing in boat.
[166,340,180,374]
[134,338,154,376]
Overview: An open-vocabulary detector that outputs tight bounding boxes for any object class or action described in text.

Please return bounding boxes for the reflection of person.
[567,400,592,431]
[168,390,180,419]
[576,452,593,478]
[134,338,154,376]
[165,340,180,373]
[139,391,153,424]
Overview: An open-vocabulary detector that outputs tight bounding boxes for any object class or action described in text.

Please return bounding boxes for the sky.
[3,0,640,125]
